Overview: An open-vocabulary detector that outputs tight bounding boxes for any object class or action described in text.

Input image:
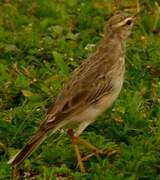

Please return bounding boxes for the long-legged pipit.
[8,13,135,174]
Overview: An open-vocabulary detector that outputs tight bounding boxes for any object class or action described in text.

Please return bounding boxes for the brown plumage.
[8,13,135,167]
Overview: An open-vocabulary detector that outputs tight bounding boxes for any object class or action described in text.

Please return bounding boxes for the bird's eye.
[126,20,132,25]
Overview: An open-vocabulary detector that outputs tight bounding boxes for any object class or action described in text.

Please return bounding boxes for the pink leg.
[67,129,85,173]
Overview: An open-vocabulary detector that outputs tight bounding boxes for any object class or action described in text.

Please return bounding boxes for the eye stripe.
[113,17,133,28]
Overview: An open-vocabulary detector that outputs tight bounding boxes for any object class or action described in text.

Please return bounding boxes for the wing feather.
[41,52,115,128]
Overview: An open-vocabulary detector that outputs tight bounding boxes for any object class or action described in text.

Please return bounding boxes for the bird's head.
[105,13,135,40]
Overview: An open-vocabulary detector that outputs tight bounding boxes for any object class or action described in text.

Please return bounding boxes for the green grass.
[0,0,160,179]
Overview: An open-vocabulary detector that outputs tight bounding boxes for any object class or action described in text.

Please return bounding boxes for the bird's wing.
[40,60,113,130]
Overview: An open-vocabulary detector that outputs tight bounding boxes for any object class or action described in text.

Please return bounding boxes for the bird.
[8,13,135,173]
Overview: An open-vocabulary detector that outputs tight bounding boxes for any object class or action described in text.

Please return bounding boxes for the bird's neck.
[99,33,125,58]
[105,32,125,47]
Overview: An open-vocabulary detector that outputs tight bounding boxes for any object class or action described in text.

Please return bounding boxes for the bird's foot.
[81,148,119,162]
[67,129,119,173]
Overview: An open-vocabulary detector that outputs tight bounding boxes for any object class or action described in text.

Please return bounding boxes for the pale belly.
[96,71,124,112]
[71,74,124,124]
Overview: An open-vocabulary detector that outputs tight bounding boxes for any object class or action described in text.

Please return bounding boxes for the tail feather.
[8,130,46,166]
[8,119,67,166]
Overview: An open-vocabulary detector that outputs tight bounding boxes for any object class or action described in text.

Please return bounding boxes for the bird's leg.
[67,122,104,164]
[67,129,85,173]
[67,122,119,171]
[77,137,103,153]
[67,128,102,171]
[73,144,85,173]
[75,122,119,159]
[67,127,104,167]
[74,121,103,154]
[77,135,119,161]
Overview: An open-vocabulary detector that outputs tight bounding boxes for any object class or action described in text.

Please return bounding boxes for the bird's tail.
[8,129,47,166]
